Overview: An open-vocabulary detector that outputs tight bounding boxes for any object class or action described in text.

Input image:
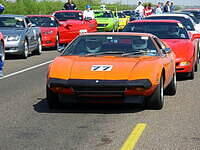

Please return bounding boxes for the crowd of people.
[63,0,176,20]
[135,1,175,19]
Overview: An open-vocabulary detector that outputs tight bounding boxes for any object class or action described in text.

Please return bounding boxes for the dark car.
[174,11,199,24]
[182,9,200,21]
[0,15,42,59]
[122,10,136,21]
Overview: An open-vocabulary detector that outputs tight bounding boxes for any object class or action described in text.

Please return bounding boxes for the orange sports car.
[47,32,176,110]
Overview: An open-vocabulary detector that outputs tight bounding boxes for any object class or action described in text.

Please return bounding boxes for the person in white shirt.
[155,2,162,14]
[83,5,95,20]
[135,1,144,19]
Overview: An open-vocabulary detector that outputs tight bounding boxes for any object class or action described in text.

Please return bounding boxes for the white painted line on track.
[0,60,53,80]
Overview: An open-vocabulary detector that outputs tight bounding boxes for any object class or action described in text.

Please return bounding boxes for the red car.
[123,20,200,79]
[53,10,97,44]
[27,15,60,50]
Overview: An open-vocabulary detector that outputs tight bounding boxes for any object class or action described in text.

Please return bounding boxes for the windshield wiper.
[121,50,147,57]
[84,51,125,56]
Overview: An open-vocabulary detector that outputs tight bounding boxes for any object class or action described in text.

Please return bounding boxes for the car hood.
[49,55,161,81]
[95,18,114,23]
[0,27,25,36]
[162,39,194,61]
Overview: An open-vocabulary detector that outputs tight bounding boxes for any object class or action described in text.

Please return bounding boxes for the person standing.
[64,0,77,10]
[0,4,4,14]
[155,2,163,14]
[135,1,144,19]
[163,1,170,13]
[146,3,153,16]
[170,1,175,13]
[83,5,95,19]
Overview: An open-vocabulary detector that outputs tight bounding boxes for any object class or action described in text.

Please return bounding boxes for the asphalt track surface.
[0,50,200,150]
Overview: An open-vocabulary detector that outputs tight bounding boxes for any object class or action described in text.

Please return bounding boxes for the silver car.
[0,15,42,58]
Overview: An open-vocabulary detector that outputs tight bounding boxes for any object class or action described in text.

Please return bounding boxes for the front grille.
[98,24,107,27]
[73,87,125,96]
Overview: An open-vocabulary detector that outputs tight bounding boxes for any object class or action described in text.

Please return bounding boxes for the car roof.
[81,32,154,37]
[183,8,200,11]
[27,15,53,17]
[54,10,82,13]
[131,19,180,23]
[148,13,190,19]
[0,15,25,18]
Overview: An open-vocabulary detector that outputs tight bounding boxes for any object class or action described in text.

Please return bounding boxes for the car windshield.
[28,17,57,27]
[123,22,189,39]
[146,16,195,31]
[94,11,113,18]
[123,11,135,16]
[0,17,25,28]
[118,13,126,18]
[63,35,158,56]
[54,12,83,21]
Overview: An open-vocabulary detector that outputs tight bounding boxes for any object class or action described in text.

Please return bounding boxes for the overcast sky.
[7,0,200,6]
[101,0,200,6]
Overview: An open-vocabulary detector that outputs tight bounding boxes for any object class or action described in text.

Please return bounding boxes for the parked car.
[122,10,136,21]
[145,14,200,33]
[53,10,97,44]
[27,15,60,50]
[0,32,4,76]
[123,20,200,79]
[117,11,129,31]
[182,9,200,22]
[46,32,176,110]
[174,11,199,24]
[94,10,119,32]
[0,15,42,58]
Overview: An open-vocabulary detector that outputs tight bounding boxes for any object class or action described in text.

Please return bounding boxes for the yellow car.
[117,11,129,30]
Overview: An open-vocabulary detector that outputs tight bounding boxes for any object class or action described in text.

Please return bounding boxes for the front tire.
[165,73,177,96]
[147,76,164,110]
[0,41,5,63]
[187,68,194,80]
[34,37,42,55]
[46,87,60,109]
[54,35,59,51]
[22,40,29,59]
[195,62,198,72]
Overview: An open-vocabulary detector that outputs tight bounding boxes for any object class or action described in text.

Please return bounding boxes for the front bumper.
[42,35,56,48]
[47,78,154,96]
[175,60,194,73]
[4,40,24,55]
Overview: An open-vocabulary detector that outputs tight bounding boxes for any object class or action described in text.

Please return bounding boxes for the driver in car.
[86,39,102,53]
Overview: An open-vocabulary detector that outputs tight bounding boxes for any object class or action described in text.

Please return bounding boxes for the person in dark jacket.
[163,1,170,13]
[64,0,77,10]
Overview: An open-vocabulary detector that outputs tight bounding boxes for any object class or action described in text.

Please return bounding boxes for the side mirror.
[162,48,171,54]
[27,23,32,27]
[58,46,65,52]
[31,23,36,27]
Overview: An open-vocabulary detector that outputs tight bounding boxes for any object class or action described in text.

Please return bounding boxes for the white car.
[146,14,200,33]
[146,13,200,49]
